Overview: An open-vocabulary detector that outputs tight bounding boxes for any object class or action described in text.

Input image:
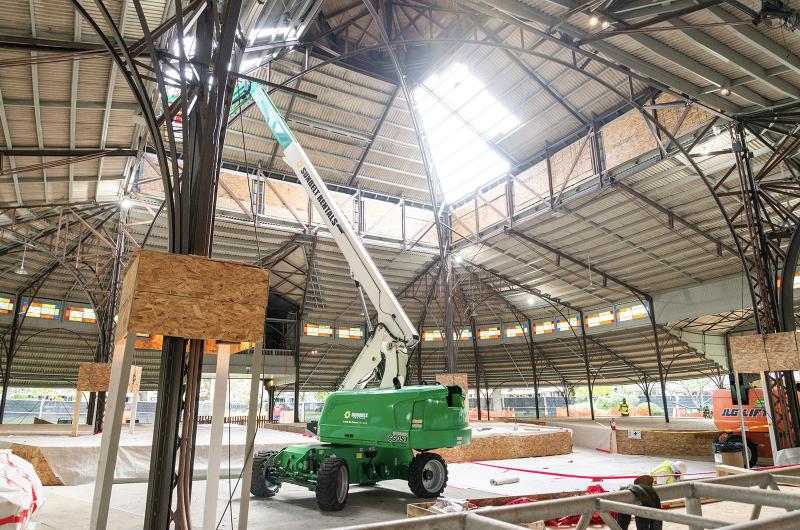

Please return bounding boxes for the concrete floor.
[33,478,489,529]
[31,449,719,529]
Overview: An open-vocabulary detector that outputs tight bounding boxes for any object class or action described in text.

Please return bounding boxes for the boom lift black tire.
[251,450,281,497]
[316,457,349,511]
[408,452,448,498]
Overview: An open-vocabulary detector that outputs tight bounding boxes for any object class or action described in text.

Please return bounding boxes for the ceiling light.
[120,198,133,209]
[528,296,535,305]
[589,15,599,26]
[719,87,731,96]
[601,20,610,30]
[15,244,28,276]
[454,255,463,264]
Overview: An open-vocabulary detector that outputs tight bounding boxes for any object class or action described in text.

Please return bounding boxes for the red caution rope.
[472,461,716,482]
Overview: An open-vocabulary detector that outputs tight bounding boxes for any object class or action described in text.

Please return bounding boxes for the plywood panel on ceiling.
[601,110,657,170]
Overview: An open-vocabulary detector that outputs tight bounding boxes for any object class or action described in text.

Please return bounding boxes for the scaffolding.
[338,466,800,530]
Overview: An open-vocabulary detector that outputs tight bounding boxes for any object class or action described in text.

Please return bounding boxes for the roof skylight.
[413,63,519,204]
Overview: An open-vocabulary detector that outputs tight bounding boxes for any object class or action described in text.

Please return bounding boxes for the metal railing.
[335,466,800,529]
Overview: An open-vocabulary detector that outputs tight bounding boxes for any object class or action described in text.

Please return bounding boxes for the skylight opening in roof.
[413,63,519,204]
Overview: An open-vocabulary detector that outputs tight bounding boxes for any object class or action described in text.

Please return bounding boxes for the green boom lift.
[236,81,471,511]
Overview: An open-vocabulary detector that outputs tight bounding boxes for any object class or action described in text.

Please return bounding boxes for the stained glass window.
[22,300,60,320]
[0,297,13,315]
[587,310,615,328]
[478,326,501,340]
[557,316,578,332]
[504,324,528,338]
[617,304,648,322]
[337,326,364,340]
[455,328,472,340]
[65,306,97,323]
[423,329,444,341]
[304,322,333,337]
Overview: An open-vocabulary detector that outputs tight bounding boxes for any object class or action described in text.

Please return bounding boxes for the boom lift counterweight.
[240,81,471,511]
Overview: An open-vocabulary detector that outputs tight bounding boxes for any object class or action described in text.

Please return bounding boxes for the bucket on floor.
[712,440,744,468]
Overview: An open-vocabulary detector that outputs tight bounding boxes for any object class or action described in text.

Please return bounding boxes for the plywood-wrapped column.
[90,250,269,530]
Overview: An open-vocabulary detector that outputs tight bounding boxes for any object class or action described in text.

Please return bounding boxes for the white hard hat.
[672,461,687,474]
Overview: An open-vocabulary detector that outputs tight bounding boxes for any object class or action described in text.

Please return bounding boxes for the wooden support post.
[238,342,263,530]
[89,334,136,530]
[71,389,82,437]
[203,343,232,530]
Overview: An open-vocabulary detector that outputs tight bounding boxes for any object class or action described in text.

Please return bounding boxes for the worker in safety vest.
[651,460,687,485]
[620,398,630,417]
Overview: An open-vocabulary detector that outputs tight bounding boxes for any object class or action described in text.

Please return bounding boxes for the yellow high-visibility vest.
[620,402,630,415]
[652,460,676,484]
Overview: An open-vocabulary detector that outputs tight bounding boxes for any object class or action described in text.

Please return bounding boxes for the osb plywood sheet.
[764,332,800,371]
[130,295,266,342]
[265,179,310,224]
[11,444,62,486]
[77,363,143,392]
[602,111,657,169]
[616,429,717,457]
[514,159,549,212]
[729,332,800,372]
[435,430,571,462]
[133,250,268,302]
[654,94,714,138]
[475,186,508,232]
[217,173,252,215]
[118,250,269,342]
[76,363,112,391]
[134,334,254,353]
[550,137,593,191]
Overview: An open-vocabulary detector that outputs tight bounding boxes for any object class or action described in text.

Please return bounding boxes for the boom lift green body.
[236,81,471,511]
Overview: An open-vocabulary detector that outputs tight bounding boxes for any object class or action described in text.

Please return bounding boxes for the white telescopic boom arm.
[248,83,419,388]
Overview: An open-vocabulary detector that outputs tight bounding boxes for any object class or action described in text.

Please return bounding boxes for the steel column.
[527,318,540,419]
[579,310,594,420]
[469,315,482,421]
[647,296,670,422]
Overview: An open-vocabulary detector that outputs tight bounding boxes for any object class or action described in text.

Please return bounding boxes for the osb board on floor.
[263,423,307,434]
[435,429,571,462]
[729,332,800,372]
[11,443,62,486]
[616,428,717,457]
[77,363,142,392]
[116,249,269,343]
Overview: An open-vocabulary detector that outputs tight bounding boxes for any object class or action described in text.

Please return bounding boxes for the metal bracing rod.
[612,182,738,257]
[348,86,400,186]
[356,0,459,372]
[294,236,317,422]
[71,0,177,247]
[505,227,650,299]
[465,259,582,313]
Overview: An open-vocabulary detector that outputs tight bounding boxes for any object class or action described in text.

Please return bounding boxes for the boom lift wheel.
[316,457,349,511]
[408,452,448,498]
[251,450,281,497]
